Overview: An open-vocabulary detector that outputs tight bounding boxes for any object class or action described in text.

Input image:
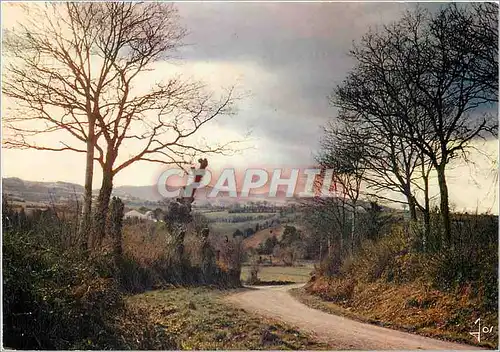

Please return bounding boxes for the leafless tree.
[331,4,497,244]
[316,123,365,254]
[2,3,108,246]
[2,3,239,249]
[443,3,498,103]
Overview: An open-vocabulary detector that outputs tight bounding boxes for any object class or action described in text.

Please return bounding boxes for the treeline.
[308,3,497,257]
[209,214,276,223]
[228,207,278,214]
[231,218,282,239]
[303,3,498,338]
[253,225,307,266]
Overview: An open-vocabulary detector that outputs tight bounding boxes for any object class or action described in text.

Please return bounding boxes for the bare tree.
[330,50,435,237]
[2,3,112,246]
[331,4,497,244]
[2,3,239,249]
[317,123,365,254]
[444,3,498,103]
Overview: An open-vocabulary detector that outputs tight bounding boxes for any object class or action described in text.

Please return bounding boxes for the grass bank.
[301,219,498,350]
[291,283,496,349]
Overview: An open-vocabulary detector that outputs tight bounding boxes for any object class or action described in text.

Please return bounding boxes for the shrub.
[2,198,246,349]
[246,262,261,285]
[3,229,123,349]
[316,252,343,277]
[343,226,408,282]
[422,243,498,310]
[305,276,355,303]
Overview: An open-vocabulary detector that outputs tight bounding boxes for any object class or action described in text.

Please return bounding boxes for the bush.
[3,229,123,349]
[2,198,247,349]
[313,213,498,312]
[305,276,355,303]
[421,243,498,310]
[246,262,261,285]
[342,226,408,282]
[316,252,343,277]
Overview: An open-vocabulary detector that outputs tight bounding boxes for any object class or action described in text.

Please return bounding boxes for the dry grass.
[241,264,314,283]
[296,277,497,349]
[126,287,329,350]
[122,221,169,265]
[243,225,283,249]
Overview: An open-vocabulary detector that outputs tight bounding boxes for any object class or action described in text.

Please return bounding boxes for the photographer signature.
[469,318,494,343]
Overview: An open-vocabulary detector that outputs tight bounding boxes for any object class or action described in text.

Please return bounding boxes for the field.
[197,210,278,236]
[243,226,283,249]
[241,264,315,283]
[202,210,277,219]
[126,287,328,350]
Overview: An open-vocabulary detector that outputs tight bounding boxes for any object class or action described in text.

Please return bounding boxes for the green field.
[240,264,315,283]
[203,210,277,220]
[208,219,264,233]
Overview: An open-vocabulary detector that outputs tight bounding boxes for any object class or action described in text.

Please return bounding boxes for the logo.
[155,166,349,200]
[469,318,494,343]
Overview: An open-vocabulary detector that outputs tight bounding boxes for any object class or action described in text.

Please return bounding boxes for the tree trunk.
[91,166,114,250]
[108,196,124,259]
[327,236,332,257]
[319,238,323,262]
[436,164,451,245]
[350,201,357,254]
[341,200,346,254]
[406,194,418,222]
[339,229,343,256]
[422,170,431,252]
[78,117,95,250]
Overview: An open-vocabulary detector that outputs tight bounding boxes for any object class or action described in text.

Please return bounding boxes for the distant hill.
[2,177,321,207]
[3,177,84,203]
[112,185,164,201]
[2,177,165,204]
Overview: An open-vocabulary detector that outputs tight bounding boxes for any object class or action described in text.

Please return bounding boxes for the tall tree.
[3,3,111,246]
[2,3,238,248]
[331,4,498,244]
[444,3,498,103]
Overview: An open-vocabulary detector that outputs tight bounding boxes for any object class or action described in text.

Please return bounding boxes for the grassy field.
[208,219,264,235]
[243,226,282,249]
[126,287,328,350]
[241,264,315,284]
[202,210,277,219]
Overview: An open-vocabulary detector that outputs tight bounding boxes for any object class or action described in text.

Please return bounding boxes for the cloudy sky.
[2,3,498,213]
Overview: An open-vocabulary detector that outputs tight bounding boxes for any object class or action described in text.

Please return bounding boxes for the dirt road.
[226,285,481,350]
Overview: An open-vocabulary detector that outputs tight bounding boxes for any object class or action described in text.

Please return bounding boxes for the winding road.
[227,284,482,350]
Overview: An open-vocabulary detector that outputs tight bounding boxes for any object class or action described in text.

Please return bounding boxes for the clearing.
[241,264,314,283]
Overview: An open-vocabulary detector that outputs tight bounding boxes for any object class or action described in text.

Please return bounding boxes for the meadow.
[241,263,315,284]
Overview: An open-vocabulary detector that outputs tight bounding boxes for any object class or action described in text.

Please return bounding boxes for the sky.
[1,2,498,213]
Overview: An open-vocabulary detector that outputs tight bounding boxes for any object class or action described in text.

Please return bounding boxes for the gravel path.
[226,284,482,350]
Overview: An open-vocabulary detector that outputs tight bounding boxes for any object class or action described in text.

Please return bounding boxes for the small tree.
[317,128,365,254]
[233,229,244,238]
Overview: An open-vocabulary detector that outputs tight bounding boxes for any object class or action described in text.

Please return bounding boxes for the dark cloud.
[175,3,413,164]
